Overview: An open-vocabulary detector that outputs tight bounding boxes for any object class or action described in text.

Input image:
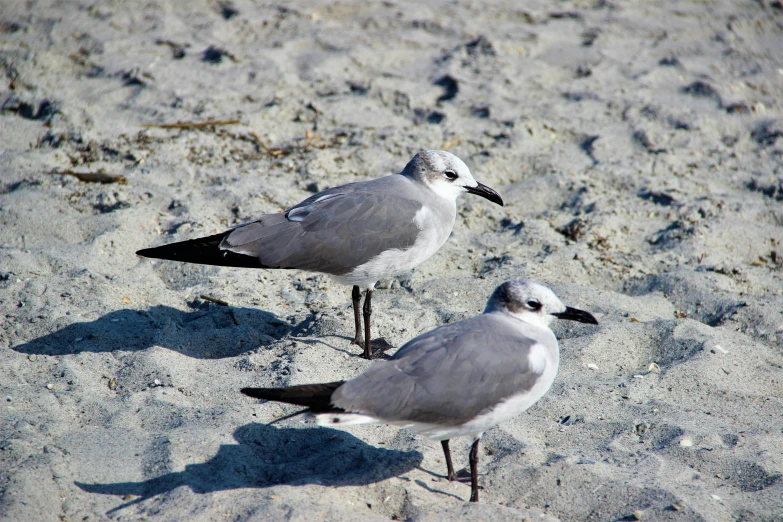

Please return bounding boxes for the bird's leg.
[351,285,363,346]
[469,438,480,502]
[356,287,392,359]
[441,440,456,481]
[362,289,373,359]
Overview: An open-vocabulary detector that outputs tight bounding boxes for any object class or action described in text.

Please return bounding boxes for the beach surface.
[1,0,783,520]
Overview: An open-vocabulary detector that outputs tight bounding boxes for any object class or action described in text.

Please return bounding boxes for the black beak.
[553,307,599,325]
[466,182,504,206]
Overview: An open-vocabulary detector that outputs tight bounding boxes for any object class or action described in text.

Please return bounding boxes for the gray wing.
[220,176,424,275]
[331,314,545,425]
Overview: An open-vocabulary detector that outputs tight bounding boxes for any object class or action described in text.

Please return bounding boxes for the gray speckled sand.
[1,1,782,520]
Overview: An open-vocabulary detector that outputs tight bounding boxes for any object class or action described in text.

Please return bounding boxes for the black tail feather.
[136,231,267,269]
[241,381,346,413]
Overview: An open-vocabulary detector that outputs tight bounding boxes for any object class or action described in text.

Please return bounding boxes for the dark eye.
[444,169,458,181]
[526,300,542,310]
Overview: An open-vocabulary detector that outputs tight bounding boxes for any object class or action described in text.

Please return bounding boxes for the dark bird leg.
[357,288,392,360]
[351,285,363,346]
[362,289,373,359]
[441,440,456,481]
[469,438,480,502]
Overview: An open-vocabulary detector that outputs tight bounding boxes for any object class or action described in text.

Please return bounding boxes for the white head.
[484,280,598,330]
[400,150,504,206]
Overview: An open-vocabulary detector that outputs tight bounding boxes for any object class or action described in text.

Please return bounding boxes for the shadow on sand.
[75,422,423,513]
[10,302,295,358]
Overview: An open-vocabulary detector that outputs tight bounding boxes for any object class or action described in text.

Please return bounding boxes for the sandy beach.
[1,0,783,520]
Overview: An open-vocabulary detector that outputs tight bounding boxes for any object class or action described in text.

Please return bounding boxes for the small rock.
[153,379,162,386]
[632,509,644,520]
[680,438,694,447]
[46,383,54,390]
[671,501,686,511]
[587,363,599,371]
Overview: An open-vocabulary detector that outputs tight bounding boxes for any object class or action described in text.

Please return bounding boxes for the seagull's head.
[485,280,598,329]
[401,150,504,206]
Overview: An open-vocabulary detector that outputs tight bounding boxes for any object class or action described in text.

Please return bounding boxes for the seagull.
[241,280,598,502]
[136,150,503,359]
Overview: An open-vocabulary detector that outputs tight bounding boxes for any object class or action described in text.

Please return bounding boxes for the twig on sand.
[46,169,127,184]
[248,131,285,156]
[200,294,229,306]
[247,130,347,158]
[141,120,241,129]
[441,136,462,150]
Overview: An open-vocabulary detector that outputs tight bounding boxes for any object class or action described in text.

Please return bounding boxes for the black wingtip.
[241,387,270,399]
[241,382,346,412]
[135,232,268,269]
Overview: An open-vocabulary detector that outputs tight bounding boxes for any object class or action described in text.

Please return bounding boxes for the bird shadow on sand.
[11,302,296,359]
[75,422,423,514]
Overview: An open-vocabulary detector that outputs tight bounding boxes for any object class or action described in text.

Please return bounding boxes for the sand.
[1,0,783,520]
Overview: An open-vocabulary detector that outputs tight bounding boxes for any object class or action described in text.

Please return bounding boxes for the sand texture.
[2,0,783,520]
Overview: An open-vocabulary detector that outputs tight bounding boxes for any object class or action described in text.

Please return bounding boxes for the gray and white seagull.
[241,280,598,502]
[136,150,503,359]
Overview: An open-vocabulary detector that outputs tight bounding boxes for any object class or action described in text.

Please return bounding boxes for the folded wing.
[138,177,424,275]
[331,315,545,426]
